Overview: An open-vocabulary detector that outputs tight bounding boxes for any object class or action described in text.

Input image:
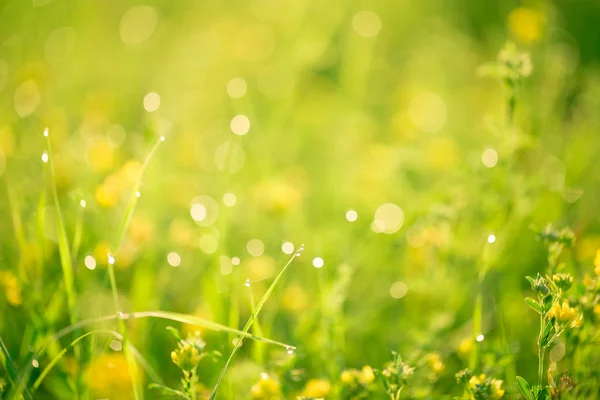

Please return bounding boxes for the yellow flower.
[301,379,331,398]
[128,215,155,246]
[87,137,116,172]
[547,301,582,328]
[468,374,486,389]
[490,379,505,399]
[507,8,545,43]
[250,376,281,399]
[86,353,135,399]
[340,369,356,384]
[360,366,375,385]
[458,337,473,357]
[0,271,22,306]
[95,181,120,208]
[594,249,600,275]
[425,352,445,373]
[593,305,600,319]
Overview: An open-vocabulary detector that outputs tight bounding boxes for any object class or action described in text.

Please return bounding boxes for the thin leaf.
[148,383,190,399]
[525,276,536,290]
[209,250,301,400]
[516,376,533,400]
[525,298,542,314]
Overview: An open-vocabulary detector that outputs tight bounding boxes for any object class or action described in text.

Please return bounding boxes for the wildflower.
[552,273,573,291]
[497,42,533,79]
[425,352,445,373]
[532,274,550,297]
[547,301,582,328]
[507,8,545,43]
[490,379,505,399]
[250,375,281,399]
[0,271,22,306]
[171,331,206,373]
[86,353,135,397]
[594,304,600,320]
[595,250,600,276]
[359,366,375,385]
[300,379,331,398]
[455,368,473,385]
[458,338,473,357]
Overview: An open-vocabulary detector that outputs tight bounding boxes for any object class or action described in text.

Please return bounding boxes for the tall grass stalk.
[105,135,165,399]
[209,247,303,400]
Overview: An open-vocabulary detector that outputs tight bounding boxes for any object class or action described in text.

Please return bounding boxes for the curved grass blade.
[1,336,33,400]
[32,330,164,392]
[49,311,295,349]
[209,249,302,400]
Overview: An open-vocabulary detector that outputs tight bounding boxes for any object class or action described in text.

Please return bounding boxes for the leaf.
[525,298,542,313]
[516,376,533,400]
[537,387,550,400]
[166,326,182,342]
[543,296,554,313]
[525,276,536,290]
[541,322,554,347]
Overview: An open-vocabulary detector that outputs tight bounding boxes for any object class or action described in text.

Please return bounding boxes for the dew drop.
[43,128,49,137]
[259,372,269,380]
[117,311,125,319]
[244,278,251,287]
[41,152,49,163]
[286,346,295,355]
[107,253,115,265]
[80,199,87,208]
[32,359,39,368]
[136,191,141,198]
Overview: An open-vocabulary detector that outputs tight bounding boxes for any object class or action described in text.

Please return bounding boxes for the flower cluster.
[376,352,415,400]
[339,365,375,399]
[456,369,504,400]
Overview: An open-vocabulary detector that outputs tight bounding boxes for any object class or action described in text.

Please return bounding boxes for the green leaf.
[525,276,536,290]
[516,376,533,400]
[543,296,554,313]
[525,298,542,313]
[537,387,550,400]
[166,326,183,342]
[541,322,554,347]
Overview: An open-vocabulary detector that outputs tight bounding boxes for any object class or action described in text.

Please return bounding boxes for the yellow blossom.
[425,352,445,373]
[547,301,582,328]
[360,365,375,385]
[458,337,473,356]
[468,374,486,389]
[508,8,545,43]
[594,304,600,319]
[86,353,135,399]
[0,271,23,306]
[301,379,331,398]
[250,376,281,399]
[490,379,505,399]
[594,250,600,275]
[95,181,120,208]
[88,137,116,172]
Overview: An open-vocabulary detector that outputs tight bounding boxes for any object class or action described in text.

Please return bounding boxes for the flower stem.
[537,296,545,385]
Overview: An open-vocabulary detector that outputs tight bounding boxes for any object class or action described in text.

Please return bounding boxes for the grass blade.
[44,129,76,320]
[106,135,165,400]
[209,248,302,400]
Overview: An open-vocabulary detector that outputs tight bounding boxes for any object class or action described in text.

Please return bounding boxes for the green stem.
[537,296,545,385]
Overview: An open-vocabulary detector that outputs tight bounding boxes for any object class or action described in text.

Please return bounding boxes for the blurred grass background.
[1,0,600,398]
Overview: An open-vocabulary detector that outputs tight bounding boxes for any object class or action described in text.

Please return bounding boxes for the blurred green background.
[1,0,600,398]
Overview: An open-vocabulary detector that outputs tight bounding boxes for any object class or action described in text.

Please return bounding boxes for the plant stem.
[537,296,545,385]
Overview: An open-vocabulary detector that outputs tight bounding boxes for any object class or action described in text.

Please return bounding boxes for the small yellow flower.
[547,301,582,328]
[95,181,120,208]
[594,249,600,275]
[360,365,375,385]
[301,379,331,398]
[490,378,505,399]
[86,353,135,399]
[250,376,281,399]
[593,304,600,319]
[468,374,486,389]
[0,271,22,306]
[458,337,473,357]
[425,352,445,373]
[280,285,309,313]
[507,8,545,43]
[340,369,356,384]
